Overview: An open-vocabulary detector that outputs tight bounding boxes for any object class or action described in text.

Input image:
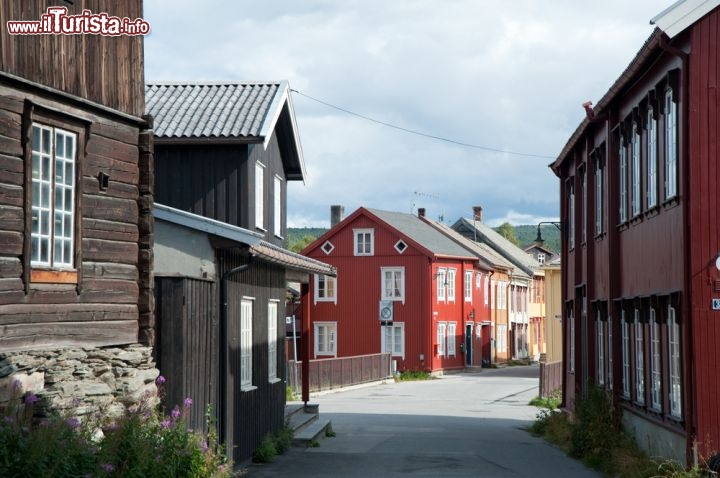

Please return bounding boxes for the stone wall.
[0,344,159,420]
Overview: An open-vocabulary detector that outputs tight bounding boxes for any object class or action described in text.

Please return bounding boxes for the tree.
[496,222,519,246]
[288,234,317,253]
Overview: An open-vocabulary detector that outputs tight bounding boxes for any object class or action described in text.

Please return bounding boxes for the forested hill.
[288,225,560,255]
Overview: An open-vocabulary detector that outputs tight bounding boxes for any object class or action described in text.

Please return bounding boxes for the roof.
[365,208,477,260]
[146,81,306,180]
[523,243,557,256]
[452,217,540,277]
[154,203,335,277]
[651,0,720,38]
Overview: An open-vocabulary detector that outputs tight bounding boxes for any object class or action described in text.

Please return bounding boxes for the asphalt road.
[244,365,600,477]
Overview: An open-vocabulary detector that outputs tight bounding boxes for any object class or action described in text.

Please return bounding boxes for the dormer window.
[354,228,374,256]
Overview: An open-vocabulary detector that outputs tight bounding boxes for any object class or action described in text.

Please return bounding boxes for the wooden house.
[302,207,487,373]
[550,0,720,465]
[452,207,541,361]
[146,82,334,464]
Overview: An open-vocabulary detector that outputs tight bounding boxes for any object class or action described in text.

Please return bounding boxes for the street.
[244,366,599,477]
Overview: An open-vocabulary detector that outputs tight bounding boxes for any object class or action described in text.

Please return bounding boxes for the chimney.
[418,208,426,218]
[330,205,345,227]
[472,206,483,222]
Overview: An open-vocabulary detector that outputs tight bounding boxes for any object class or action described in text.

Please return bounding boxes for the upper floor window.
[354,228,374,256]
[273,175,282,238]
[498,281,507,309]
[581,167,587,244]
[255,162,265,230]
[567,180,575,250]
[314,274,337,304]
[647,106,658,208]
[381,267,404,302]
[31,124,76,270]
[619,134,628,223]
[537,252,545,265]
[464,270,472,302]
[595,156,603,236]
[437,268,446,302]
[446,268,456,302]
[484,275,489,305]
[631,122,641,217]
[665,87,678,200]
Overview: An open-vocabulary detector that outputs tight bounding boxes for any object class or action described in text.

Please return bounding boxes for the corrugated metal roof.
[146,82,283,139]
[365,209,476,259]
[651,0,720,38]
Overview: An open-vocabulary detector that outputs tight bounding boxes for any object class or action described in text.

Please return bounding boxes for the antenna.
[411,190,440,214]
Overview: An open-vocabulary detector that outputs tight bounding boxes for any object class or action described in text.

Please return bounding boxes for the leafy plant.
[397,370,433,381]
[252,434,278,463]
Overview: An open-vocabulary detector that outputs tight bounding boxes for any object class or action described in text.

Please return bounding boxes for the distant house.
[452,207,542,360]
[302,207,490,373]
[0,1,158,418]
[550,0,720,465]
[146,82,334,464]
[524,243,558,267]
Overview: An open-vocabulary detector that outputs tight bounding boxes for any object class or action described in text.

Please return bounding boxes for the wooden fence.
[287,353,393,394]
[539,359,563,398]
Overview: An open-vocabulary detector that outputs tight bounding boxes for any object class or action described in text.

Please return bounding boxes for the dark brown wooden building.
[551,0,720,466]
[147,82,334,464]
[0,0,153,351]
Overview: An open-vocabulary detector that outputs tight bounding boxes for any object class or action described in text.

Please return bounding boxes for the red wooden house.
[302,207,493,373]
[551,0,720,466]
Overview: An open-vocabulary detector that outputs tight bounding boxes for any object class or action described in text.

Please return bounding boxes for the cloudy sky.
[143,0,667,228]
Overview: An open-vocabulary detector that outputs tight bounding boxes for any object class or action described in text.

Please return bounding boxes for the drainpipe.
[488,270,495,365]
[219,254,252,444]
[658,34,694,466]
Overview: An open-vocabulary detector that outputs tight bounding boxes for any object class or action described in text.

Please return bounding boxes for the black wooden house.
[146,82,334,463]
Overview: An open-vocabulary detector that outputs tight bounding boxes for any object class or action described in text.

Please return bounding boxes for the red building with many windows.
[551,0,720,466]
[303,207,494,372]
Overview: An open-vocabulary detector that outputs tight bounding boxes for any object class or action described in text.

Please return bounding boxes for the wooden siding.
[0,0,145,117]
[0,81,147,351]
[688,7,720,457]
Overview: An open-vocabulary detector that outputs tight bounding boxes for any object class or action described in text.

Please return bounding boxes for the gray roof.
[365,209,476,259]
[146,81,306,180]
[452,217,540,277]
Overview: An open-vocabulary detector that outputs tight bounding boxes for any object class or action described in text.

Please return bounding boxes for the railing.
[539,359,563,398]
[287,353,393,394]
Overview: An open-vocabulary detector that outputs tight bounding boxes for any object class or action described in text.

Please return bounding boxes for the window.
[668,306,682,419]
[622,311,630,398]
[381,267,404,302]
[634,309,645,404]
[497,324,507,353]
[597,311,605,386]
[321,241,335,255]
[498,281,507,309]
[464,271,472,302]
[31,124,76,270]
[255,162,264,230]
[241,299,253,390]
[631,122,641,217]
[581,167,587,243]
[437,323,446,356]
[268,301,278,382]
[607,315,613,389]
[437,268,446,302]
[354,228,374,256]
[484,275,489,305]
[381,322,405,358]
[595,157,603,236]
[568,181,575,249]
[649,307,661,411]
[537,253,546,265]
[394,240,407,254]
[447,269,456,302]
[314,322,337,357]
[273,176,282,237]
[665,88,678,199]
[619,135,627,223]
[568,306,575,373]
[647,107,658,208]
[314,274,337,304]
[447,322,456,356]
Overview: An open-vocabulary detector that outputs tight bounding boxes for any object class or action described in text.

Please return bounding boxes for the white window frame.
[581,167,587,243]
[31,123,76,269]
[464,270,473,303]
[353,228,374,256]
[437,268,446,302]
[484,275,489,305]
[634,309,645,404]
[381,322,405,359]
[595,158,603,236]
[273,175,282,238]
[437,322,446,356]
[621,311,630,398]
[268,301,279,382]
[381,267,405,303]
[497,324,507,353]
[649,307,661,411]
[631,122,641,217]
[537,253,546,265]
[597,313,605,386]
[447,322,457,356]
[314,274,337,304]
[568,182,575,249]
[619,136,628,223]
[447,268,456,302]
[314,322,337,357]
[668,305,682,419]
[607,315,613,390]
[241,299,254,390]
[498,281,507,310]
[647,107,658,208]
[255,162,265,230]
[568,307,575,373]
[665,88,678,200]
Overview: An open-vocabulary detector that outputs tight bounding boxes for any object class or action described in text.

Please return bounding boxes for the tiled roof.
[146,82,283,139]
[365,209,476,259]
[250,240,336,277]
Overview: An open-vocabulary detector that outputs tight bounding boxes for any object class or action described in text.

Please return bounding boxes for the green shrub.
[274,423,294,455]
[252,434,278,463]
[397,370,432,381]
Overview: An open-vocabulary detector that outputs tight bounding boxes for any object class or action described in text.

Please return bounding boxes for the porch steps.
[285,403,332,446]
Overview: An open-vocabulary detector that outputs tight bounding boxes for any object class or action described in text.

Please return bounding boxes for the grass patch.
[529,386,713,477]
[529,391,561,410]
[252,422,295,463]
[396,370,433,381]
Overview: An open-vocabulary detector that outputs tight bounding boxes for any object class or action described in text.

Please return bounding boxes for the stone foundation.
[0,344,160,420]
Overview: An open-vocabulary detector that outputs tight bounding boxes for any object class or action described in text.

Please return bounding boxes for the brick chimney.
[418,208,426,218]
[330,205,344,227]
[472,206,483,222]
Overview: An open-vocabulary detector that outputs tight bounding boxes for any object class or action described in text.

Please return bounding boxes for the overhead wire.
[290,88,556,160]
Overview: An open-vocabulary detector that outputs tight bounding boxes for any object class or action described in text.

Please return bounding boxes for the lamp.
[535,221,562,246]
